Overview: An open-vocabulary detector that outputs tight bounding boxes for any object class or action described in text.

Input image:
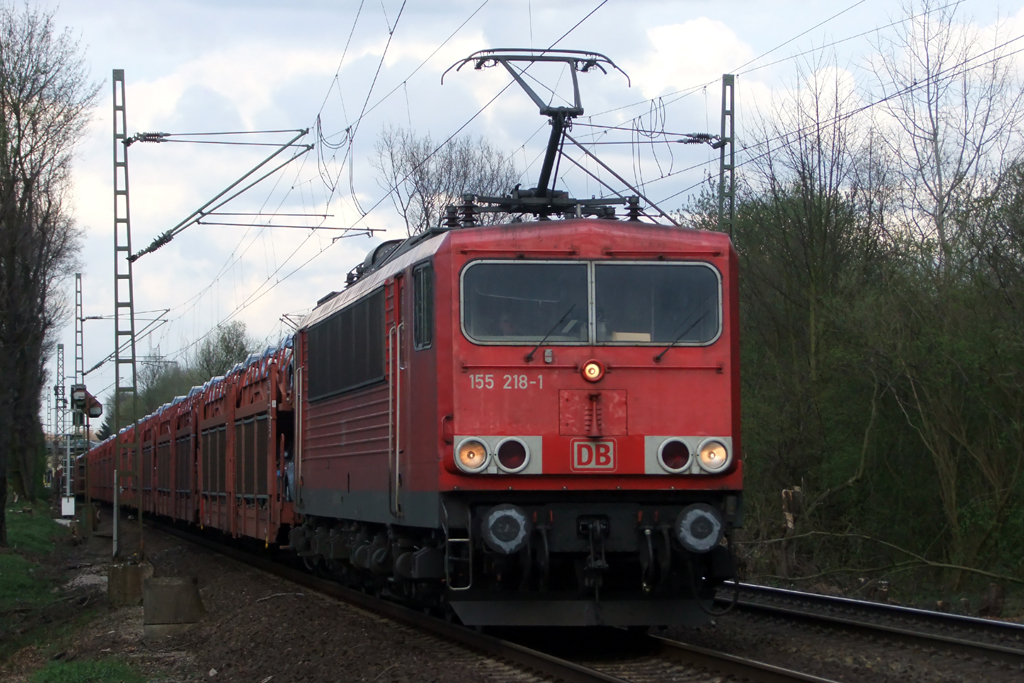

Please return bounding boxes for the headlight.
[697,439,730,472]
[495,437,529,473]
[658,439,691,473]
[456,438,489,473]
[581,359,604,383]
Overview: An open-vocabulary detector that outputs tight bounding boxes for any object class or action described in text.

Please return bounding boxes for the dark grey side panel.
[298,488,440,528]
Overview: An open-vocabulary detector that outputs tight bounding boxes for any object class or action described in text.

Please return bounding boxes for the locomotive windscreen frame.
[307,288,385,401]
[461,260,722,345]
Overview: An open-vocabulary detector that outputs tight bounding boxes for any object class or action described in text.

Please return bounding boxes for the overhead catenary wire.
[156,0,442,351]
[653,31,1024,208]
[163,0,610,364]
[597,25,1024,213]
[195,221,375,232]
[128,1,966,342]
[158,149,323,346]
[159,0,592,357]
[730,0,868,74]
[494,0,886,198]
[129,129,315,261]
[325,0,409,209]
[155,140,307,147]
[167,79,521,364]
[147,0,373,354]
[562,131,677,225]
[530,20,1024,218]
[587,0,962,122]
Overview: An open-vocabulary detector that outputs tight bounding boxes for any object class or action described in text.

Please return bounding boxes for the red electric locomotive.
[86,48,742,627]
[286,202,741,626]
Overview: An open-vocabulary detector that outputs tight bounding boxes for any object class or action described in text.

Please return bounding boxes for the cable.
[732,0,868,75]
[157,0,405,341]
[163,0,610,361]
[341,1,490,127]
[655,33,1024,208]
[156,129,308,136]
[587,0,961,122]
[316,0,366,117]
[319,0,408,210]
[157,140,303,147]
[162,0,491,347]
[146,1,372,349]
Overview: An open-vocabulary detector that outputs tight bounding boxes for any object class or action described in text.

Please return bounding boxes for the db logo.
[571,440,616,472]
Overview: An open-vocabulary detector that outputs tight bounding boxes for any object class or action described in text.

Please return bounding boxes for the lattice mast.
[45,390,52,466]
[55,344,67,500]
[111,69,144,559]
[73,272,85,459]
[718,75,736,237]
[74,274,84,387]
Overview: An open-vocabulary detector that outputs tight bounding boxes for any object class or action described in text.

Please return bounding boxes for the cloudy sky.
[34,0,1022,417]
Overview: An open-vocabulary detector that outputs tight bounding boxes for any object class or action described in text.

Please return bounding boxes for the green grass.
[6,498,68,555]
[0,552,58,610]
[2,494,75,663]
[1,497,68,612]
[1,496,140,680]
[30,658,146,683]
[0,607,99,664]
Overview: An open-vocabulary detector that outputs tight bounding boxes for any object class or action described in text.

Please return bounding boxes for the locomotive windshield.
[462,261,721,345]
[462,262,589,343]
[595,263,720,344]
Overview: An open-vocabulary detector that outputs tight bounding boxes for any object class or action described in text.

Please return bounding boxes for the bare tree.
[370,125,521,235]
[871,0,1024,268]
[0,2,97,545]
[719,55,900,579]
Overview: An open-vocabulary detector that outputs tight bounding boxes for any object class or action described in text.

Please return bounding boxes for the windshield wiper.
[653,305,713,363]
[525,304,576,362]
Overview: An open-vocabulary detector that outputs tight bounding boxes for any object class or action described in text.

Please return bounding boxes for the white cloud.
[627,19,757,100]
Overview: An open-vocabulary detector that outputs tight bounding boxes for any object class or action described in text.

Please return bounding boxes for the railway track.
[149,522,838,682]
[717,582,1024,669]
[515,629,839,683]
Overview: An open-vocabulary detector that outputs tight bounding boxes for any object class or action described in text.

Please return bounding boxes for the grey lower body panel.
[297,488,440,528]
[448,598,712,627]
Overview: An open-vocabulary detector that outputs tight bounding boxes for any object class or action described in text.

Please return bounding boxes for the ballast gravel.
[41,509,546,683]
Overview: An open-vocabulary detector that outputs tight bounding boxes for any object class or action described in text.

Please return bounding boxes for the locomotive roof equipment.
[444,49,631,218]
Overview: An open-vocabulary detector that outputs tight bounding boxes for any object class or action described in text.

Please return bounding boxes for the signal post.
[70,384,102,534]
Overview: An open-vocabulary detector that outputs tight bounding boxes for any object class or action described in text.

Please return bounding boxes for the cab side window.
[413,263,433,350]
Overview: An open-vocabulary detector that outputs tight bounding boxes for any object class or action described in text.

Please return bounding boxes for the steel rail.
[719,583,1024,667]
[642,636,840,683]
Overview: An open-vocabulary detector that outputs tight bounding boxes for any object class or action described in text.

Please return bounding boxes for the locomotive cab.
[435,216,742,626]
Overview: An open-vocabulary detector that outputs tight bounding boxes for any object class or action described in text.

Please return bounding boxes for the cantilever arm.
[129,129,312,261]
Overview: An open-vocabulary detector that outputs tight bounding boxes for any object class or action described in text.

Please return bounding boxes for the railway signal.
[70,383,103,419]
